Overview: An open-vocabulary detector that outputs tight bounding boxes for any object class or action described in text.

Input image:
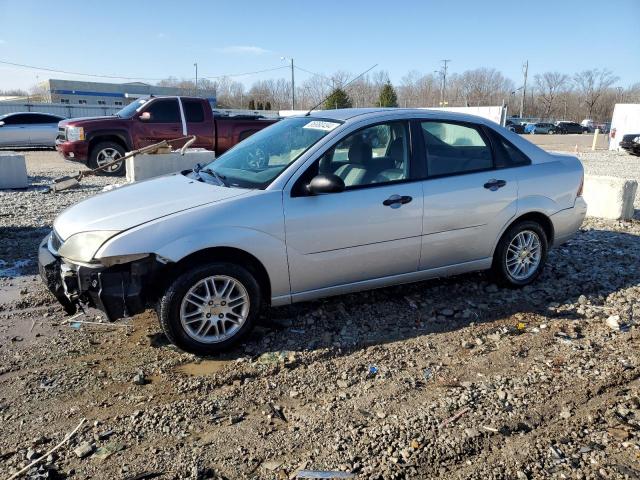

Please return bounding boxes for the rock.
[608,428,630,441]
[26,448,39,460]
[289,390,300,398]
[606,315,621,331]
[73,442,95,459]
[440,308,454,317]
[376,410,386,419]
[132,370,147,385]
[560,407,572,419]
[337,379,349,389]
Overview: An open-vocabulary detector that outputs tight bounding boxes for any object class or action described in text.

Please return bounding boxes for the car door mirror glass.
[307,174,345,195]
[139,112,151,121]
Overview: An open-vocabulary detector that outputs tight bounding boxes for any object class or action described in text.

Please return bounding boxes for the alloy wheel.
[505,230,542,281]
[179,275,250,344]
[96,147,123,172]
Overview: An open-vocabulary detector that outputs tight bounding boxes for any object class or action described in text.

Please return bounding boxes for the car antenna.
[304,64,378,116]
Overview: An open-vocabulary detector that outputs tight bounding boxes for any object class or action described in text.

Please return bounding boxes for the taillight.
[577,174,584,197]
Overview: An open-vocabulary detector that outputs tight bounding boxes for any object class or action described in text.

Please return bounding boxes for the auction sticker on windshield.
[303,120,340,131]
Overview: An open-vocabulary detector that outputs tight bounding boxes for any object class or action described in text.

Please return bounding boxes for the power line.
[200,65,288,80]
[0,59,289,82]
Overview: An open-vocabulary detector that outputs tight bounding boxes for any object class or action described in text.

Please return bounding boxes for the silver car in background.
[39,109,587,354]
[0,112,65,148]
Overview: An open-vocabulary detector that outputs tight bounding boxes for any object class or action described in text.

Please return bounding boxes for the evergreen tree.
[265,101,272,110]
[379,82,398,107]
[324,88,352,109]
[248,99,256,110]
[257,101,264,110]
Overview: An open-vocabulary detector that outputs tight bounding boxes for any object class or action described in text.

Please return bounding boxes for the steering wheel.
[246,148,268,169]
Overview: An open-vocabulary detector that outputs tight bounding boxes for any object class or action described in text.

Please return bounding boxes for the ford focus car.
[39,109,587,354]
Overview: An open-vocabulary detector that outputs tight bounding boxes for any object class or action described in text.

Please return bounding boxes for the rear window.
[183,100,205,123]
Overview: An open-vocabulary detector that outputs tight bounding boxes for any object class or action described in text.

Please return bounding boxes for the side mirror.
[139,112,151,121]
[307,174,345,195]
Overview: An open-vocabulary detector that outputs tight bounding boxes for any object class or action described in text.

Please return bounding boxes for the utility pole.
[440,59,451,106]
[519,60,528,119]
[194,63,198,96]
[290,58,295,110]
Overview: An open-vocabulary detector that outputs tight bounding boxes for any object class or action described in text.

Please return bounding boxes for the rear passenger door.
[181,99,211,149]
[418,121,519,270]
[27,114,61,146]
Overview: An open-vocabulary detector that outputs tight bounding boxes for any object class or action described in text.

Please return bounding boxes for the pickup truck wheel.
[90,141,126,176]
[491,221,548,288]
[157,262,261,355]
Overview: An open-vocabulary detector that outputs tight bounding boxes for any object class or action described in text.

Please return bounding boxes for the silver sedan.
[40,109,587,354]
[0,112,65,148]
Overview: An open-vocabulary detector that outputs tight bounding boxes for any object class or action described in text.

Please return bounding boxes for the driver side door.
[282,121,424,297]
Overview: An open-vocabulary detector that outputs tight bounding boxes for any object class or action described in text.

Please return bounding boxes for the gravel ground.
[1,150,640,479]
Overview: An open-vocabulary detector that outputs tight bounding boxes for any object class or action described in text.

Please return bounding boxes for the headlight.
[66,126,85,142]
[633,136,640,144]
[58,231,119,263]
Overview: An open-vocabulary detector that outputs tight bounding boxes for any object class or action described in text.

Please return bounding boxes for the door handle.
[483,179,507,191]
[383,195,412,208]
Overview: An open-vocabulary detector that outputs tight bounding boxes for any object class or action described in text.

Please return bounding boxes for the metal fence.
[0,101,120,118]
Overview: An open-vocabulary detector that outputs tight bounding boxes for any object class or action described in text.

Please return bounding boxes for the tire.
[157,262,261,355]
[89,141,126,176]
[491,220,548,288]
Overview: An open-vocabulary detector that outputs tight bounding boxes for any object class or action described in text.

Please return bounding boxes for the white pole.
[592,128,600,151]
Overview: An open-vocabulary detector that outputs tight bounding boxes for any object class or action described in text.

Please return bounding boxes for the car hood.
[59,116,125,127]
[54,173,250,240]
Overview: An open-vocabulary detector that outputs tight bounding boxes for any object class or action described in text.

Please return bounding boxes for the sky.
[0,0,639,92]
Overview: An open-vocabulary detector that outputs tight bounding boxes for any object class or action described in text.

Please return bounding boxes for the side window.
[183,100,205,123]
[32,114,60,124]
[486,129,531,168]
[145,99,180,123]
[421,121,492,177]
[318,121,409,188]
[4,114,34,125]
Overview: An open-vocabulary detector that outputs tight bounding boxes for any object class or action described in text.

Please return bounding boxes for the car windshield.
[202,117,342,189]
[116,99,149,118]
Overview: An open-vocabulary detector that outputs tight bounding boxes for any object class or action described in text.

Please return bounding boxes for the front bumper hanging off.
[38,234,158,321]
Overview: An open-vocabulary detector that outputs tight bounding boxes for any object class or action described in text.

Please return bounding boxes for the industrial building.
[38,79,216,107]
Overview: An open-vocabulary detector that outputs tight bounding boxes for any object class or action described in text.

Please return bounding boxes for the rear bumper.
[38,233,159,321]
[551,197,588,247]
[56,140,89,162]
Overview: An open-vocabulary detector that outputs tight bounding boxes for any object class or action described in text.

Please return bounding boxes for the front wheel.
[89,141,126,176]
[491,221,548,287]
[157,262,261,354]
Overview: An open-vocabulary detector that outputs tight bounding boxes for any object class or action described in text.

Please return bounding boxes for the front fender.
[95,191,290,300]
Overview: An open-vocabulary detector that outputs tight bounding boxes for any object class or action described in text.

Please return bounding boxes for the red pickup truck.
[56,96,278,175]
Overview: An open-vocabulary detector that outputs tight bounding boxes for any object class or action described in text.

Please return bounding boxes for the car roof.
[0,112,63,118]
[306,107,499,125]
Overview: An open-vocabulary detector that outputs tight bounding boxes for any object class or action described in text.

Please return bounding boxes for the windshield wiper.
[199,168,228,187]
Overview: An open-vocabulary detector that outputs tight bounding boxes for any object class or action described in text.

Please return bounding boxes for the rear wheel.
[491,221,548,287]
[157,262,261,355]
[89,141,126,176]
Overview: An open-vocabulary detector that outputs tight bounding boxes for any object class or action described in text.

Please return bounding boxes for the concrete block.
[0,152,28,189]
[583,175,638,220]
[125,150,215,183]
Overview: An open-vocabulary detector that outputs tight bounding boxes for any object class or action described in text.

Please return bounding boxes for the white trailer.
[610,104,640,151]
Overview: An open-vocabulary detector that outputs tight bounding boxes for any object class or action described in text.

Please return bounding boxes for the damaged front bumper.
[38,233,162,321]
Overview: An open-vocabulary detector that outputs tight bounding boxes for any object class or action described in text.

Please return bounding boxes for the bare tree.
[534,72,569,119]
[457,68,513,107]
[573,69,618,119]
